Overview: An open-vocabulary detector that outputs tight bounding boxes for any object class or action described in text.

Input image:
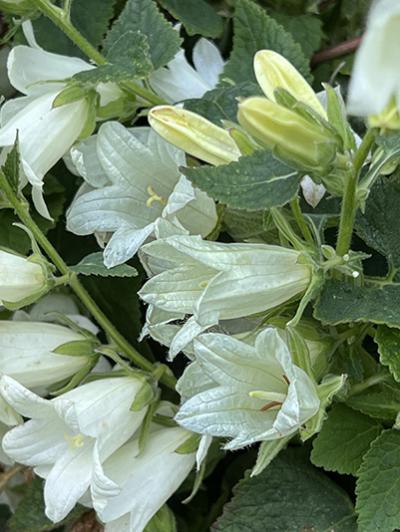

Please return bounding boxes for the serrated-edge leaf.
[71,252,138,278]
[356,430,400,532]
[183,151,300,211]
[376,325,400,382]
[158,0,223,38]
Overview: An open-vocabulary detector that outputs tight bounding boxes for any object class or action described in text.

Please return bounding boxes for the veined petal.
[7,45,92,96]
[103,224,155,268]
[69,134,110,188]
[169,316,210,359]
[0,376,52,418]
[176,361,216,402]
[192,39,224,88]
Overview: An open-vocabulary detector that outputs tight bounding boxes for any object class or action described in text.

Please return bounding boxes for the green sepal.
[138,391,161,452]
[251,436,291,477]
[130,380,156,412]
[78,92,98,140]
[53,339,99,357]
[49,357,100,396]
[175,433,200,454]
[52,83,90,108]
[323,83,356,151]
[286,326,314,378]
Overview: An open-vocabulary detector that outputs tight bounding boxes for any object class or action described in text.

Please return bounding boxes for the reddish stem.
[311,36,362,66]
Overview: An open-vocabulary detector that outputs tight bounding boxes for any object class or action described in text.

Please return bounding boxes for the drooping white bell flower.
[149,38,224,103]
[139,235,312,357]
[66,121,217,267]
[91,425,196,532]
[0,321,97,389]
[1,375,151,522]
[0,250,47,307]
[347,0,400,118]
[175,328,320,450]
[0,27,122,219]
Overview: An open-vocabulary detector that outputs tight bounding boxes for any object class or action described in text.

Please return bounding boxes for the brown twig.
[311,36,362,66]
[0,465,24,492]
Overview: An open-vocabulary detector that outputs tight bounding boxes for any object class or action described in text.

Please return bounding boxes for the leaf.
[347,385,400,421]
[32,0,117,57]
[356,175,400,269]
[71,252,138,278]
[103,0,182,70]
[251,437,290,477]
[212,448,357,531]
[376,325,400,382]
[223,0,311,86]
[311,404,382,475]
[184,82,261,125]
[183,151,301,210]
[356,430,400,531]
[8,478,84,532]
[74,31,153,84]
[271,13,324,58]
[314,279,400,328]
[2,134,20,193]
[158,0,223,38]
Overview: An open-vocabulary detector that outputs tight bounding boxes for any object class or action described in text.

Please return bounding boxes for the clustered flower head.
[0,0,397,529]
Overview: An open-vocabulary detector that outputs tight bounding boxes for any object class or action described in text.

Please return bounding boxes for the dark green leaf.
[223,0,311,86]
[271,13,324,58]
[212,449,357,531]
[356,175,400,269]
[2,134,20,193]
[183,151,300,210]
[347,384,400,421]
[311,404,382,475]
[103,0,182,69]
[32,0,117,57]
[376,325,400,382]
[8,478,85,532]
[356,430,400,531]
[184,82,261,125]
[158,0,223,37]
[314,279,400,328]
[71,252,138,278]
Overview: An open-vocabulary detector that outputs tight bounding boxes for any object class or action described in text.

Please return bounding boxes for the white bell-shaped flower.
[91,425,196,532]
[175,328,320,450]
[66,121,217,267]
[0,375,150,522]
[0,250,46,307]
[139,235,312,356]
[149,38,224,103]
[347,0,400,118]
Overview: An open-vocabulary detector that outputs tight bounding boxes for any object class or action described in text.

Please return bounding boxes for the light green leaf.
[71,252,138,278]
[314,279,400,328]
[183,151,301,210]
[311,404,382,475]
[376,325,400,382]
[356,174,400,269]
[223,0,311,85]
[184,82,261,125]
[356,430,400,531]
[145,505,177,532]
[158,0,223,37]
[103,0,182,70]
[213,449,357,531]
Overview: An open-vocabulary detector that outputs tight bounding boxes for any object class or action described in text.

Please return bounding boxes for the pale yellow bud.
[254,50,326,118]
[238,96,338,173]
[148,105,241,166]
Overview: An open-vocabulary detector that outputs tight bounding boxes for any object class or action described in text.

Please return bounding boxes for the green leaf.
[314,279,400,328]
[223,0,311,86]
[251,437,290,477]
[74,31,153,84]
[183,151,300,210]
[311,404,382,475]
[356,430,400,531]
[103,0,182,70]
[356,175,400,269]
[376,325,400,382]
[2,134,20,193]
[8,478,85,532]
[347,385,400,421]
[271,13,324,58]
[184,82,261,125]
[145,505,177,532]
[212,449,357,531]
[158,0,223,37]
[223,208,274,242]
[32,0,117,57]
[71,252,138,278]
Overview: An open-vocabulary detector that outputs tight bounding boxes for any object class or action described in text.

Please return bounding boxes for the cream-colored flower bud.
[254,50,326,118]
[148,105,241,166]
[0,251,46,307]
[238,97,338,173]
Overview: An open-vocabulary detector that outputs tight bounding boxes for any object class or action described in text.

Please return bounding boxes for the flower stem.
[0,171,176,390]
[290,197,314,245]
[30,0,164,106]
[336,129,375,257]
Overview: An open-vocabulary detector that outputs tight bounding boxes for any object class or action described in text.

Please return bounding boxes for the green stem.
[0,171,176,389]
[290,197,314,245]
[270,208,305,250]
[336,129,375,256]
[31,0,164,106]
